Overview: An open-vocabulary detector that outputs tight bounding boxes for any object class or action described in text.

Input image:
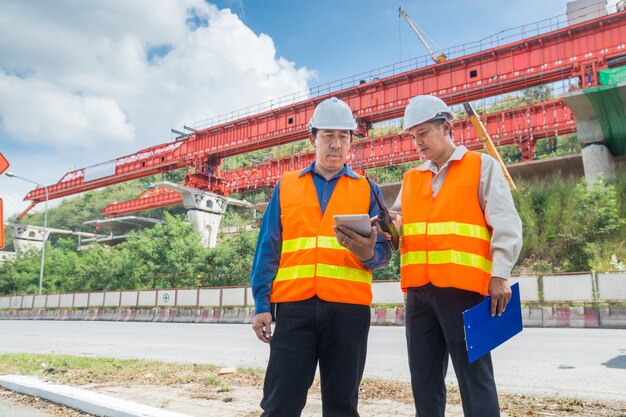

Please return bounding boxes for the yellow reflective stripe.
[317,236,349,251]
[403,222,426,236]
[427,222,491,242]
[274,264,315,282]
[400,251,427,267]
[281,237,317,254]
[316,264,372,284]
[428,250,492,273]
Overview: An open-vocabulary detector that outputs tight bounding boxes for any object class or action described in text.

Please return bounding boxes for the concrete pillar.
[185,204,226,248]
[581,144,615,184]
[564,88,618,184]
[10,224,48,254]
[156,181,250,248]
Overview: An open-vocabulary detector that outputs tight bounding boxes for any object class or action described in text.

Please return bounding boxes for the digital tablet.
[333,214,372,237]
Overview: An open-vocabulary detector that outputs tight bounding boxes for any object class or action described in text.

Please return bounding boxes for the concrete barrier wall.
[246,288,253,306]
[104,292,121,308]
[2,274,625,312]
[74,293,89,308]
[198,289,220,307]
[597,272,626,301]
[10,296,22,309]
[157,290,176,307]
[22,295,34,309]
[137,291,157,307]
[59,294,73,308]
[120,291,138,307]
[222,288,245,306]
[47,294,60,309]
[1,304,623,328]
[372,281,405,305]
[176,289,197,306]
[33,295,46,308]
[543,273,595,302]
[509,276,540,302]
[88,292,104,308]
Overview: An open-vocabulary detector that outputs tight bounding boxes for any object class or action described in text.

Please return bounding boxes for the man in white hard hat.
[251,97,391,416]
[378,95,522,416]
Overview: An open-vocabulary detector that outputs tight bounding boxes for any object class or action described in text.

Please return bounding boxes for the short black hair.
[310,128,353,140]
[432,119,454,137]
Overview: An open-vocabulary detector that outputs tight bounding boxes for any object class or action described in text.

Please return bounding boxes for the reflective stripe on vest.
[274,263,371,284]
[282,236,350,254]
[403,221,490,242]
[401,250,492,274]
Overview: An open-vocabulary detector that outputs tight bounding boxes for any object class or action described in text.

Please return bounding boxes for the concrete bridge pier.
[10,224,48,253]
[581,144,616,184]
[564,82,626,184]
[156,181,250,248]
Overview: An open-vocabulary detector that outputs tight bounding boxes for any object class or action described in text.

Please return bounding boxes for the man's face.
[311,129,351,173]
[407,121,449,162]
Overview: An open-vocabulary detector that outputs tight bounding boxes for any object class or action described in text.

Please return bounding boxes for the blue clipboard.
[463,282,522,364]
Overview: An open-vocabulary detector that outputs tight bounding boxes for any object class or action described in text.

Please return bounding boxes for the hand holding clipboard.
[463,283,523,363]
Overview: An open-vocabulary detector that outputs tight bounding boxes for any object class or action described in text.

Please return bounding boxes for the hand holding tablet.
[333,214,372,237]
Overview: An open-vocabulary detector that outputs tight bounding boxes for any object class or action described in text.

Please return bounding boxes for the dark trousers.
[405,284,500,417]
[260,296,371,417]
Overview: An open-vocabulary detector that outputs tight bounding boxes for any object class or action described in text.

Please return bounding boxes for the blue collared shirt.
[250,162,392,314]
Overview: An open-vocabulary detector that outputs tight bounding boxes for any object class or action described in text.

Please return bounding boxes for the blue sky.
[0,0,620,218]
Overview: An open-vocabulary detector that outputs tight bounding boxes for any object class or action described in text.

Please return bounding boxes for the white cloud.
[0,0,314,216]
[0,74,135,148]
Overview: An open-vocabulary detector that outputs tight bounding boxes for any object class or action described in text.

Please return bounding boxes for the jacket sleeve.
[250,183,282,314]
[479,155,523,279]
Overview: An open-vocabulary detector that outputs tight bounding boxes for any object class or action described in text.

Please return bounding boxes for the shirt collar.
[417,145,468,172]
[299,161,359,180]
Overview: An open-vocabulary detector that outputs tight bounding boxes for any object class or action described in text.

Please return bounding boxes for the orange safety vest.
[400,151,492,295]
[271,169,373,306]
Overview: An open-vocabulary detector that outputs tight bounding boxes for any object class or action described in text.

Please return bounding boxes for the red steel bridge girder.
[101,98,575,215]
[23,10,626,209]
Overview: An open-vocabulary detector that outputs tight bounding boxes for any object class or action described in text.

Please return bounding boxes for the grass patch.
[0,354,624,416]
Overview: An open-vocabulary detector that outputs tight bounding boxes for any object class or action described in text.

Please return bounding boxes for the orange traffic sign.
[0,152,8,248]
[0,152,7,175]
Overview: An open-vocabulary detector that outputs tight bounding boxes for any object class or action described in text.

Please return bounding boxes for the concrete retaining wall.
[2,273,625,328]
[0,305,624,328]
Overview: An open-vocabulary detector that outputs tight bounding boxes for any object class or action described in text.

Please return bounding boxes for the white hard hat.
[403,95,454,131]
[307,97,357,132]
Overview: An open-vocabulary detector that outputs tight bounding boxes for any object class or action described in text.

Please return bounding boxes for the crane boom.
[399,7,446,63]
[463,102,517,190]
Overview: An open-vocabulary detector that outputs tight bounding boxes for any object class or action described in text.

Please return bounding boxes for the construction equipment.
[463,103,517,190]
[398,6,447,64]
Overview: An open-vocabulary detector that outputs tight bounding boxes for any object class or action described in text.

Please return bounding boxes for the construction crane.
[399,6,447,64]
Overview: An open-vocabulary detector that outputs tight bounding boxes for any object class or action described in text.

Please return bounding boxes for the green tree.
[119,213,206,289]
[203,230,258,287]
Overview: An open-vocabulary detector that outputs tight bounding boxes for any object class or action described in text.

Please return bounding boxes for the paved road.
[0,321,624,402]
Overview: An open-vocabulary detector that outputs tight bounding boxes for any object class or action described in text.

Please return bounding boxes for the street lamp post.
[5,172,49,295]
